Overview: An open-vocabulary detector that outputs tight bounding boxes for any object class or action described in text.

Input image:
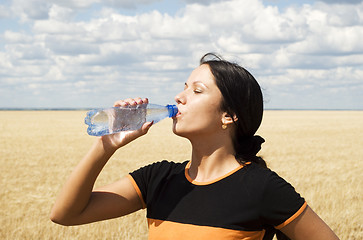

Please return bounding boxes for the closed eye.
[193,89,202,93]
[184,82,206,93]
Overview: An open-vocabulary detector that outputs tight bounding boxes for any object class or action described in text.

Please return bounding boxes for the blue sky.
[0,0,362,109]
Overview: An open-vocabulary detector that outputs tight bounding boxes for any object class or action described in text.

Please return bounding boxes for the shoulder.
[240,164,306,227]
[243,163,300,194]
[241,162,277,185]
[136,160,188,172]
[239,163,303,201]
[221,163,281,204]
[128,160,189,207]
[130,160,188,180]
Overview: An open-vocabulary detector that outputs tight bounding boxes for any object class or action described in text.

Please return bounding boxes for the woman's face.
[172,64,225,139]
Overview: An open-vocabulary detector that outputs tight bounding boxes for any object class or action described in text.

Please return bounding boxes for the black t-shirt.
[129,160,306,240]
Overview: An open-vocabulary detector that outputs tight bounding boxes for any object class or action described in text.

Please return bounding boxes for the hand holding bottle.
[100,98,154,150]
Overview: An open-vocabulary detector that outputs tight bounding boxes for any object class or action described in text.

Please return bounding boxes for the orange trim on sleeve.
[127,174,146,209]
[275,201,308,229]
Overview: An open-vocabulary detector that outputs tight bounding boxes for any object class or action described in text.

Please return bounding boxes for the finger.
[137,97,149,108]
[134,97,143,105]
[132,121,153,137]
[123,98,136,106]
[141,121,153,133]
[139,97,148,104]
[114,98,135,107]
[113,100,129,107]
[114,97,148,107]
[121,122,153,145]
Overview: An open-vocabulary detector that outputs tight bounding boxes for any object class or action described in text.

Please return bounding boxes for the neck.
[188,133,239,182]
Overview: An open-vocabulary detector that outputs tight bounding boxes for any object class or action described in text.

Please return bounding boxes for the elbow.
[49,208,73,226]
[49,213,67,226]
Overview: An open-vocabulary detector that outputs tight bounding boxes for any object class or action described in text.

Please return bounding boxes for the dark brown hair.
[200,53,267,168]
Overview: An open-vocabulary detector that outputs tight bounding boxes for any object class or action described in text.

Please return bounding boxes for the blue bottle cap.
[167,104,178,117]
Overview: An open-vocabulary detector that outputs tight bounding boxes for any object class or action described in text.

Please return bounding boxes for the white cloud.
[9,0,164,22]
[11,0,51,22]
[102,0,163,9]
[0,0,362,109]
[318,0,363,4]
[182,0,226,5]
[3,31,33,43]
[0,4,11,19]
[48,4,76,21]
[0,52,12,69]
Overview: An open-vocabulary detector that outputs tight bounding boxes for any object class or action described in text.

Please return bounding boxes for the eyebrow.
[184,81,208,88]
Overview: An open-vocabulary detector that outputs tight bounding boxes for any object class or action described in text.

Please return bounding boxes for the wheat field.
[0,110,362,239]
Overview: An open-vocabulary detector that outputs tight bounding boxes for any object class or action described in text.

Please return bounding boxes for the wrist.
[96,136,118,154]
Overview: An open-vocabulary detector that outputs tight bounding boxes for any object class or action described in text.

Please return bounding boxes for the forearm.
[50,137,116,224]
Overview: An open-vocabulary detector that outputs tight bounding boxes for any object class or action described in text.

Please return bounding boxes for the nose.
[174,90,186,105]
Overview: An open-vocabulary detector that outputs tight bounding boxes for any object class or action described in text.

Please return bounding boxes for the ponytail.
[234,135,267,168]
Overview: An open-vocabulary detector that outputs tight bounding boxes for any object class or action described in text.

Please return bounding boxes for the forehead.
[187,64,216,86]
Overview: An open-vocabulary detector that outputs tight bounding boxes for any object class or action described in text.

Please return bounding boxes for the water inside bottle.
[92,111,108,124]
[107,108,146,133]
[85,104,174,136]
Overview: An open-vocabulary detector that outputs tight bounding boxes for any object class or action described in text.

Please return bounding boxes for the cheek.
[172,108,222,136]
[172,92,223,136]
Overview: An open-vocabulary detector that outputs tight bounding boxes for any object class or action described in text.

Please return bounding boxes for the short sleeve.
[260,171,306,229]
[129,160,185,209]
[129,161,161,208]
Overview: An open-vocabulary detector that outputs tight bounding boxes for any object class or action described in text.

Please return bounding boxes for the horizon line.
[1,108,362,111]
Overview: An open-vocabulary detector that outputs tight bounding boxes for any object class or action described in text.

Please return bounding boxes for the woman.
[50,53,339,240]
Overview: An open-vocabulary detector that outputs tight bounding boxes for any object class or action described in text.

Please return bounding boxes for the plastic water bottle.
[84,104,178,136]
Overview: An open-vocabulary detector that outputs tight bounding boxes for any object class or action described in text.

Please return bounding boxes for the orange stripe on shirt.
[185,161,251,185]
[148,218,265,240]
[275,201,308,229]
[127,174,146,209]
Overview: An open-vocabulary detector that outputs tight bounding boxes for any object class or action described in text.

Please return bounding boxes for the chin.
[172,122,190,138]
[172,124,182,136]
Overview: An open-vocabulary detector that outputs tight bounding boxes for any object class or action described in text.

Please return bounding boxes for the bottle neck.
[167,104,178,117]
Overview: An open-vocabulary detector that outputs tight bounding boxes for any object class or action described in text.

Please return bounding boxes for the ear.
[222,112,238,125]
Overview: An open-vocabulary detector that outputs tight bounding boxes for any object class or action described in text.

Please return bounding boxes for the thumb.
[140,121,154,135]
[101,121,154,149]
[122,121,153,144]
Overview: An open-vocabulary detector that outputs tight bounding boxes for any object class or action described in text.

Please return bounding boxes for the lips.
[172,110,182,119]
